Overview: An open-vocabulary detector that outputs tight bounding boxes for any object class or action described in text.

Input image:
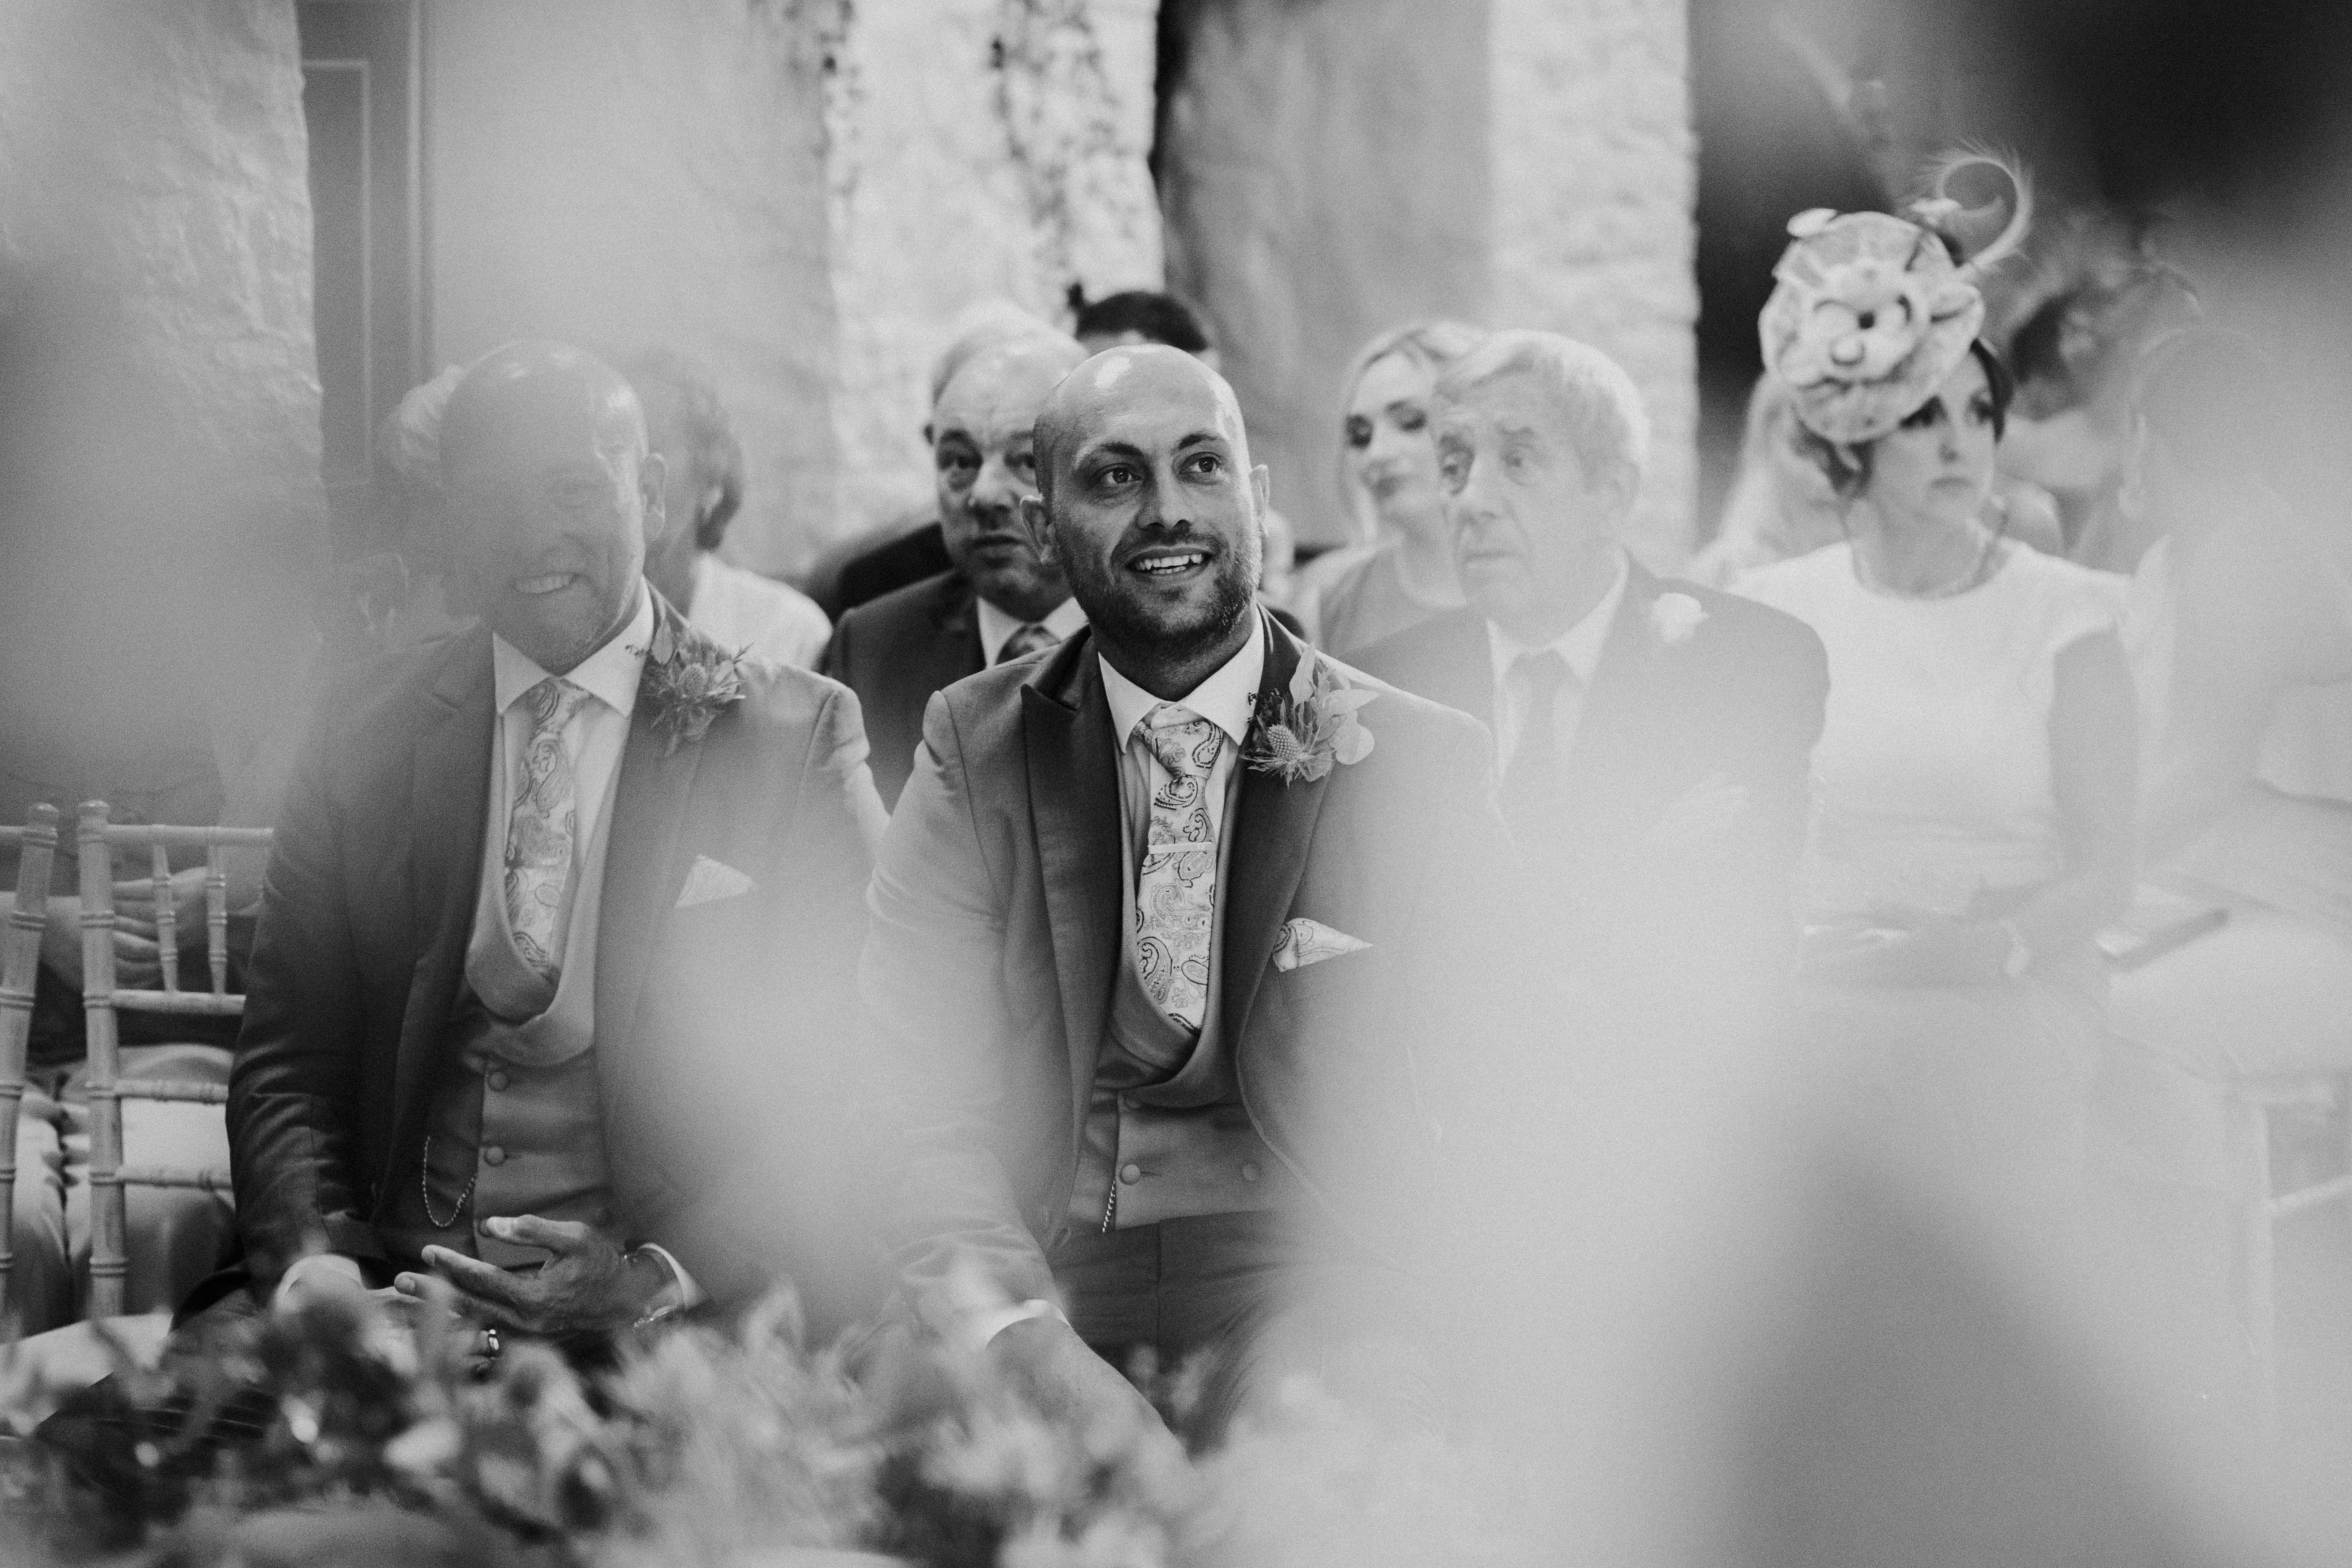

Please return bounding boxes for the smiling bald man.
[219,340,888,1353]
[862,346,1520,1444]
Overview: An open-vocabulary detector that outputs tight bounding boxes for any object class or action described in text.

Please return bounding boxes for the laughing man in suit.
[1354,330,1827,988]
[862,345,1514,1443]
[223,342,885,1350]
[822,332,1092,809]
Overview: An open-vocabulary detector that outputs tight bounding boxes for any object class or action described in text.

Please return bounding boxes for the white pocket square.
[675,854,756,909]
[1272,917,1370,973]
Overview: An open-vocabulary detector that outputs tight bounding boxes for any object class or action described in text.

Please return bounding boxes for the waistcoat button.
[483,1146,507,1167]
[487,1070,510,1093]
[1118,1162,1142,1184]
[1241,1162,1261,1183]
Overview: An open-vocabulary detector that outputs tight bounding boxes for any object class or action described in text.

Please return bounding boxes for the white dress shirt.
[977,593,1089,667]
[1099,611,1266,847]
[485,587,653,960]
[1485,548,1629,772]
[688,552,832,670]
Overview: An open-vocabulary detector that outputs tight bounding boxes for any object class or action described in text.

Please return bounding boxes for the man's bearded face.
[1035,351,1263,663]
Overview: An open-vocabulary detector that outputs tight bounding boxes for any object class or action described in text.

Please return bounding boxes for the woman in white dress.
[1692,370,2064,588]
[1736,186,2138,1213]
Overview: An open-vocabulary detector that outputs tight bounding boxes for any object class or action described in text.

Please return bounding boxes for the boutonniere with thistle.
[636,617,749,756]
[1243,653,1377,784]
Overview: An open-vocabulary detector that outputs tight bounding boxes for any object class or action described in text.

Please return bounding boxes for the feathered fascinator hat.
[1759,150,2033,445]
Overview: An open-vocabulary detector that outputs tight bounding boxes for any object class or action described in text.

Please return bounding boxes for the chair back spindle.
[76,803,129,1317]
[150,843,177,995]
[0,805,60,1340]
[206,844,229,998]
[71,805,269,1318]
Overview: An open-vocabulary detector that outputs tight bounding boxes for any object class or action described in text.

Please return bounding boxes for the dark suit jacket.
[1353,563,1827,986]
[861,611,1517,1312]
[832,521,952,617]
[228,593,886,1320]
[821,568,984,810]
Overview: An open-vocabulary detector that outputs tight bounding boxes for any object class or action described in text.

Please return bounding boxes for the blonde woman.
[1308,320,1485,655]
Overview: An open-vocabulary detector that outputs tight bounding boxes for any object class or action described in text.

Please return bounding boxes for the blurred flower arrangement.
[0,1290,1538,1568]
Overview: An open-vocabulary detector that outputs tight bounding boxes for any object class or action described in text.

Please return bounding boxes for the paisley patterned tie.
[504,677,591,978]
[995,621,1060,665]
[1134,703,1222,1033]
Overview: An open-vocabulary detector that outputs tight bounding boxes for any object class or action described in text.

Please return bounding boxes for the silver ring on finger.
[482,1326,501,1359]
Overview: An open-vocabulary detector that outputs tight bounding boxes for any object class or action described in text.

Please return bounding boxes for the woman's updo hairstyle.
[1333,319,1488,538]
[1793,338,2015,503]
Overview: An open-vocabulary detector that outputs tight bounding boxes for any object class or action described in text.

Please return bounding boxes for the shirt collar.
[975,593,1088,666]
[1486,547,1630,690]
[491,582,654,718]
[1099,610,1266,750]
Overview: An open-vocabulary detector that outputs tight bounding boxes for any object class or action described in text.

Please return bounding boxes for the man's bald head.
[440,340,648,481]
[438,340,663,675]
[938,333,1089,422]
[1034,344,1251,509]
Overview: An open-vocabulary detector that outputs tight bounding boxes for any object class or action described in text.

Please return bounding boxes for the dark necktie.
[996,622,1059,665]
[1498,650,1575,842]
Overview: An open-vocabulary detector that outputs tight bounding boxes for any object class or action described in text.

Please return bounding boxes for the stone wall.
[425,0,842,577]
[1158,0,1493,552]
[825,0,1163,538]
[1156,0,1697,560]
[0,0,1696,584]
[0,0,325,553]
[1490,0,1699,561]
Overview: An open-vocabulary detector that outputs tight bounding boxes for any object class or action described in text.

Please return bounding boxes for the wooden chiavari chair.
[75,801,271,1319]
[0,804,60,1339]
[2225,1072,2352,1437]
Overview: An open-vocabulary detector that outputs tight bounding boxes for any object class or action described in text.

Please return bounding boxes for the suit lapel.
[1429,610,1498,728]
[595,595,709,1075]
[1219,613,1332,1053]
[388,627,494,1186]
[1022,637,1124,1135]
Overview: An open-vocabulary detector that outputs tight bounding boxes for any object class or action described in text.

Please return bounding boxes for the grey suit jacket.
[820,568,985,810]
[229,593,887,1322]
[861,611,1520,1312]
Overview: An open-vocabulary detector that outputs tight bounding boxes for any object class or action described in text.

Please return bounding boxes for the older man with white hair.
[1354,329,1827,985]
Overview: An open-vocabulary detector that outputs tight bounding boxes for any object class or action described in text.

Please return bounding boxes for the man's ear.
[1250,463,1272,519]
[1018,492,1056,562]
[1600,463,1639,528]
[637,451,669,546]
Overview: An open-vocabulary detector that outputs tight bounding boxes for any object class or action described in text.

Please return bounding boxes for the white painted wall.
[825,0,1164,538]
[1491,0,1699,561]
[425,0,841,575]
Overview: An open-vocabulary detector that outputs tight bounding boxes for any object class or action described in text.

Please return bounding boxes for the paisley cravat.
[1134,703,1222,1033]
[504,677,591,978]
